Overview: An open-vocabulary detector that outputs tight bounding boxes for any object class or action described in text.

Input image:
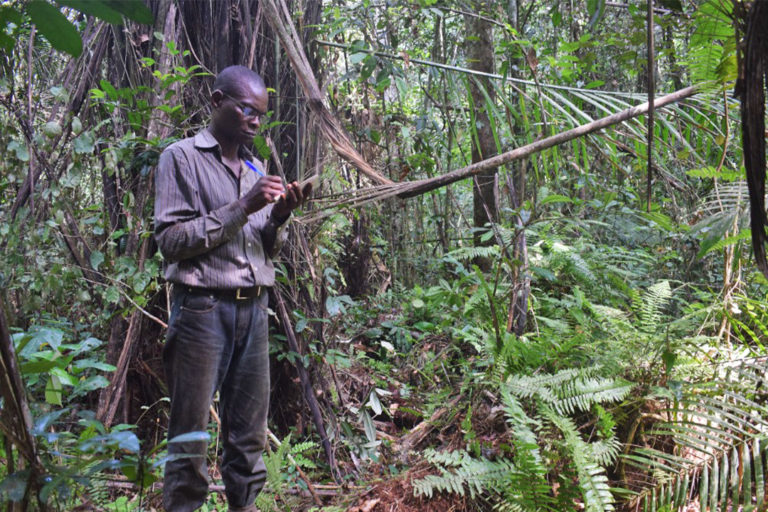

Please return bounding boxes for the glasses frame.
[222,92,262,120]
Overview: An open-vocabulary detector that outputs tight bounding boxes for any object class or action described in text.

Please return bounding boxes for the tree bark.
[464,3,498,270]
[737,2,768,278]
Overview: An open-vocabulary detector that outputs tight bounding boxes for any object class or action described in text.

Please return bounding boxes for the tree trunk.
[464,3,498,271]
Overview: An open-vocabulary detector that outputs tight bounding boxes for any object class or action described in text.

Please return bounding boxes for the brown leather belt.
[183,285,266,300]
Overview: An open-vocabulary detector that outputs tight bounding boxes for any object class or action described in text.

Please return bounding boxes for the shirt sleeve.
[258,204,290,259]
[154,147,248,263]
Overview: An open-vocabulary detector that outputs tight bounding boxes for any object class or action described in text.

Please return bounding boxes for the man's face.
[211,80,268,147]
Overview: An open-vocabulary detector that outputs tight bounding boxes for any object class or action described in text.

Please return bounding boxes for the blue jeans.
[162,286,270,511]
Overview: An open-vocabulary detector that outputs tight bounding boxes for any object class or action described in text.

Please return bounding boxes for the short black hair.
[213,66,265,97]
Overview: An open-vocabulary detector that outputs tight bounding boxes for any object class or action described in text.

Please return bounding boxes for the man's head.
[210,66,267,147]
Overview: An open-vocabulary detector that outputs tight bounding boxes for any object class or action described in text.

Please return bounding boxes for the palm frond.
[626,357,768,511]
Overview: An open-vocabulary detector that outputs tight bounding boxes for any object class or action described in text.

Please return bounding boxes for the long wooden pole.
[397,85,698,199]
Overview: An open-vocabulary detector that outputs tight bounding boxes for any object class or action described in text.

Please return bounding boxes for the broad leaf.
[26,1,82,57]
[56,0,123,24]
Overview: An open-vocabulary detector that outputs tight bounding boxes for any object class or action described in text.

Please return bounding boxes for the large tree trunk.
[737,1,768,278]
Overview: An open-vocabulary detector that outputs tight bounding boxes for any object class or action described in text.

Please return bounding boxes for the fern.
[553,376,633,415]
[254,434,295,512]
[415,368,629,511]
[634,280,672,333]
[413,451,515,499]
[445,244,502,262]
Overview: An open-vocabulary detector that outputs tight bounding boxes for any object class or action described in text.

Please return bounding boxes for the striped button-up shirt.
[154,128,285,289]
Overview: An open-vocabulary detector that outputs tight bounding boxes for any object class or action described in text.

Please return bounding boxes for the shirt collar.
[193,127,219,150]
[194,127,254,160]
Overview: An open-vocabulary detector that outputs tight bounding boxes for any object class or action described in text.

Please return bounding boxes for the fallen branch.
[397,85,698,198]
[299,84,699,221]
[396,394,463,459]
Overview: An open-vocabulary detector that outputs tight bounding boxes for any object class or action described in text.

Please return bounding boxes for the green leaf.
[105,0,154,25]
[251,135,271,160]
[132,271,151,293]
[20,360,59,375]
[42,121,62,139]
[697,230,751,258]
[169,431,211,444]
[72,359,115,372]
[658,0,683,11]
[325,295,354,317]
[73,132,95,154]
[360,410,377,443]
[21,327,65,355]
[8,139,29,162]
[0,6,23,26]
[45,375,63,405]
[73,376,111,395]
[99,79,118,99]
[349,51,368,65]
[105,286,120,303]
[90,250,104,271]
[586,0,605,30]
[56,0,123,24]
[50,366,77,386]
[26,1,83,57]
[539,194,574,206]
[108,431,141,453]
[0,471,29,502]
[551,5,562,27]
[367,390,383,416]
[686,166,742,182]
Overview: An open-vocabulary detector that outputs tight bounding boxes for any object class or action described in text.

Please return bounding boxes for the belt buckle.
[235,287,259,300]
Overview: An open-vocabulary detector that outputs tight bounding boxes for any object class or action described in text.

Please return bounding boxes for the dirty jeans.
[162,286,269,512]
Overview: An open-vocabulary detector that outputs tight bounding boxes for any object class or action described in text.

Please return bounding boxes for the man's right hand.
[239,176,285,215]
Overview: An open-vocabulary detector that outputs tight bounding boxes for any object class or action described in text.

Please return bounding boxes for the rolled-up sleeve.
[154,147,247,263]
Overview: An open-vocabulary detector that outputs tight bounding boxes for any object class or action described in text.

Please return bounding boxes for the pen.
[246,159,286,202]
[245,160,265,177]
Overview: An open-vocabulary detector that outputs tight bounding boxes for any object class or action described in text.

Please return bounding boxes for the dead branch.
[396,394,463,459]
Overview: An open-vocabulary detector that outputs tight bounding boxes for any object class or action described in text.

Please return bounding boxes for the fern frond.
[553,377,633,415]
[634,280,672,333]
[413,453,515,499]
[543,407,615,512]
[589,436,621,467]
[445,244,501,262]
[422,447,470,468]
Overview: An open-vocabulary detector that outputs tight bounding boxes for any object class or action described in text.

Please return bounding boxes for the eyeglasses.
[222,92,263,120]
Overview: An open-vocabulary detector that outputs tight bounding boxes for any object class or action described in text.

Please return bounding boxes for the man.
[154,65,309,512]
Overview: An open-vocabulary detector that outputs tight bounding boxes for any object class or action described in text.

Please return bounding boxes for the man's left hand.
[271,181,312,221]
